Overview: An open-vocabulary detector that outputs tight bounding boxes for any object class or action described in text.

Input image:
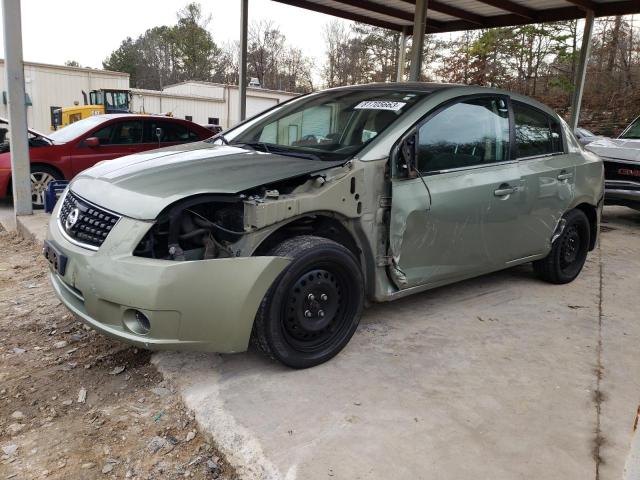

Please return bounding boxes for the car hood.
[586,137,640,163]
[0,115,53,141]
[70,142,347,220]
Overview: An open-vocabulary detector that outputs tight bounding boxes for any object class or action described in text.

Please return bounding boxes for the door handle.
[494,186,515,197]
[557,171,573,181]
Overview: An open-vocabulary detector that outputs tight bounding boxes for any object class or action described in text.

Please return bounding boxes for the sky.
[0,0,349,74]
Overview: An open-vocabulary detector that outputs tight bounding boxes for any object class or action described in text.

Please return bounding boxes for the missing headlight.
[133,196,245,260]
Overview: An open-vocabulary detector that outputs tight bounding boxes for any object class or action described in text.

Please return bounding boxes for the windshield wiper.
[232,141,272,153]
[231,141,322,161]
[269,149,321,161]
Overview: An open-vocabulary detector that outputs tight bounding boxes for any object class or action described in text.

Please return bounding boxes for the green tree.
[103,2,219,89]
[103,37,143,86]
[173,3,220,81]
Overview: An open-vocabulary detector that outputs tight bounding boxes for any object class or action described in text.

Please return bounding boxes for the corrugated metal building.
[0,60,297,132]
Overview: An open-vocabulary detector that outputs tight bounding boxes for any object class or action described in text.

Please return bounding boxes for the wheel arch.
[251,212,376,298]
[573,202,598,251]
[31,162,66,179]
[6,162,66,196]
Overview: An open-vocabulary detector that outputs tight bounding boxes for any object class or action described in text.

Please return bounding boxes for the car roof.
[325,82,459,94]
[322,82,560,119]
[98,114,192,122]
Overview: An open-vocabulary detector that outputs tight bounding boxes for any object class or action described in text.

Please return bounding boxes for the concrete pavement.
[3,203,639,479]
[154,207,640,480]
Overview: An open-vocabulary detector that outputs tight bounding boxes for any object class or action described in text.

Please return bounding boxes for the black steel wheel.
[533,209,591,284]
[252,235,364,368]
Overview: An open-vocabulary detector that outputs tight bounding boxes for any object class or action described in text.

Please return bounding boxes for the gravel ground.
[0,228,237,480]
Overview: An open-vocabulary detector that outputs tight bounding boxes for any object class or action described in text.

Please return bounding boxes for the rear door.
[69,119,144,175]
[144,119,202,149]
[389,95,524,289]
[511,101,576,259]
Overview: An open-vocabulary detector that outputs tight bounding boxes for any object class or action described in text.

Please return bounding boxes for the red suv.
[0,114,212,207]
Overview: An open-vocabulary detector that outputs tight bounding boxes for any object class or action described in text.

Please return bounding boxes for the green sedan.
[44,83,604,368]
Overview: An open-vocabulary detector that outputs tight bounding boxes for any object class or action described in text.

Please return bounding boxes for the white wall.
[0,62,299,132]
[130,88,228,127]
[166,82,298,128]
[0,60,128,132]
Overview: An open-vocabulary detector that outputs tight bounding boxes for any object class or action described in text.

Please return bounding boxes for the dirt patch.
[0,231,236,479]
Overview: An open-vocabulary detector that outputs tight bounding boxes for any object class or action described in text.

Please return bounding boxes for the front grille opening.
[59,191,121,249]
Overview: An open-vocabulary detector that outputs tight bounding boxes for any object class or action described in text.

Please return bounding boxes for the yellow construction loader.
[51,89,131,130]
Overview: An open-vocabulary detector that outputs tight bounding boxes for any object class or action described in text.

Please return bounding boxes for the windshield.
[620,117,640,139]
[219,89,430,161]
[106,91,129,110]
[48,116,106,143]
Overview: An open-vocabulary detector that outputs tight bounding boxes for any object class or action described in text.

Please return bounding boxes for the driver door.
[389,96,523,289]
[69,119,143,175]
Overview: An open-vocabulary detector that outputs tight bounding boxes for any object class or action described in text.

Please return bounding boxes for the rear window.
[513,102,563,158]
[145,120,200,143]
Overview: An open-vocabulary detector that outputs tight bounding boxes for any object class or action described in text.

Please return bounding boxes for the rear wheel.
[252,235,364,368]
[533,209,590,284]
[30,165,62,209]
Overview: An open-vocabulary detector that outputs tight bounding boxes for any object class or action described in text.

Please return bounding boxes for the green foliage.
[103,3,313,92]
[103,3,219,89]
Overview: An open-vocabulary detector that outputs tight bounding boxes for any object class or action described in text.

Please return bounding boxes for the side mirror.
[84,137,100,147]
[396,131,418,178]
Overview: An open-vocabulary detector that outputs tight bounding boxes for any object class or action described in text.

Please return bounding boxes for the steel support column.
[570,10,594,131]
[409,0,428,81]
[238,0,248,123]
[396,27,407,82]
[2,0,32,216]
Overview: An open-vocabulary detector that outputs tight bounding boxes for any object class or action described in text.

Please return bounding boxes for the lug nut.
[318,310,325,318]
[320,294,328,301]
[307,293,315,301]
[304,310,312,318]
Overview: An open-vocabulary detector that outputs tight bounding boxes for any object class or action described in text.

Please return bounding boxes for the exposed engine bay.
[133,175,321,261]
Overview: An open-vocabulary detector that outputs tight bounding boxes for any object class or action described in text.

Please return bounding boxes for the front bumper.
[604,179,640,209]
[46,207,290,353]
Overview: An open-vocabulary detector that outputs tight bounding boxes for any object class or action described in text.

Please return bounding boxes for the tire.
[252,235,364,368]
[533,209,591,284]
[30,165,62,209]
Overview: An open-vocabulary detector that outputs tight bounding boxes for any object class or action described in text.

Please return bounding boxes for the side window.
[417,97,510,173]
[110,120,143,144]
[513,102,564,158]
[159,122,191,142]
[90,125,115,145]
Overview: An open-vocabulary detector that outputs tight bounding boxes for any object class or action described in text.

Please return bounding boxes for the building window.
[185,115,193,121]
[208,117,219,125]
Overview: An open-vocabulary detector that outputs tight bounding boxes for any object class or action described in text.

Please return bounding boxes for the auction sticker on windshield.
[354,101,406,111]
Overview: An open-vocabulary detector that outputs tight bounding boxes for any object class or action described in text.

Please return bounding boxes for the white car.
[586,116,640,210]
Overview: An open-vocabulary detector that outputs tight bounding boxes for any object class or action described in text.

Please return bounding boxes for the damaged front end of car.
[132,161,366,263]
[46,158,372,354]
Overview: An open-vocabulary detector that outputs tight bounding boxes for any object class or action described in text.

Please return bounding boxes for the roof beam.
[330,0,449,31]
[428,1,485,25]
[397,0,485,26]
[564,0,597,11]
[473,0,536,20]
[272,0,404,31]
[330,0,414,23]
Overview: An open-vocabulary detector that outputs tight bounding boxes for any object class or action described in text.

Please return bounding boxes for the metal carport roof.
[272,0,640,33]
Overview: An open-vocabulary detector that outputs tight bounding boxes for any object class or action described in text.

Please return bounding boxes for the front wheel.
[252,235,364,368]
[533,209,591,284]
[31,165,62,209]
